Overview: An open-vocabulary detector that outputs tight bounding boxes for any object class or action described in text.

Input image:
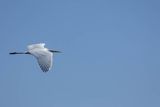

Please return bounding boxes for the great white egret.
[10,43,61,72]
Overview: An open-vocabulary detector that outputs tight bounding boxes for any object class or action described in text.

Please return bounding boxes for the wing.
[27,43,45,50]
[36,51,53,72]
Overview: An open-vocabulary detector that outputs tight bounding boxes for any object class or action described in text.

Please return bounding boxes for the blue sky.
[0,0,160,107]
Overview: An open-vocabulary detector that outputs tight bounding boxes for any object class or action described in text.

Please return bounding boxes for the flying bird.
[10,43,61,72]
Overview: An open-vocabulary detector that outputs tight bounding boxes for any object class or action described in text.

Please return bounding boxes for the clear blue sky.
[0,0,160,107]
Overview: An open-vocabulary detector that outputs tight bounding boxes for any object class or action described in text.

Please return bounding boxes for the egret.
[9,43,61,72]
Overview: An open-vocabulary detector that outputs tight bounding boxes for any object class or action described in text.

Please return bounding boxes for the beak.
[49,50,61,53]
[53,50,61,53]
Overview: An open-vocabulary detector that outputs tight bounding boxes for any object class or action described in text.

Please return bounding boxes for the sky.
[0,0,160,107]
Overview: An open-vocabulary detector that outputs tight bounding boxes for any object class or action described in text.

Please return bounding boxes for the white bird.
[10,43,61,72]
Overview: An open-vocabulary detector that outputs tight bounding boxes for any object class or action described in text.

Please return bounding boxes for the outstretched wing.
[27,43,45,50]
[36,51,53,72]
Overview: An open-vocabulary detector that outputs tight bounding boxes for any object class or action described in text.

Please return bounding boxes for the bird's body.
[10,43,60,72]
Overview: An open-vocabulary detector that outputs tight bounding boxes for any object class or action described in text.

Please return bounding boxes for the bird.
[9,43,61,72]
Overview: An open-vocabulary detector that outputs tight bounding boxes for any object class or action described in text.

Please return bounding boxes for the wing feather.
[27,43,53,72]
[28,43,45,50]
[36,51,53,72]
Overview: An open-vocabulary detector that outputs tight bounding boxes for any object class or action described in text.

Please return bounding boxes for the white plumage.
[27,43,45,50]
[28,43,53,72]
[10,43,60,72]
